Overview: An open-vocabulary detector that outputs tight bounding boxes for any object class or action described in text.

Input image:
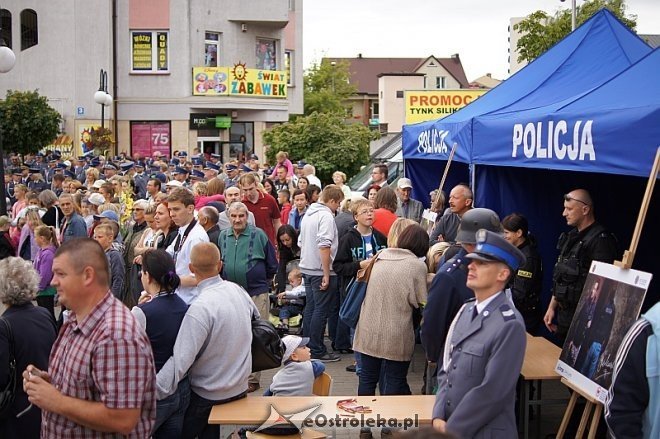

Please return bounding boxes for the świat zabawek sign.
[192,63,287,98]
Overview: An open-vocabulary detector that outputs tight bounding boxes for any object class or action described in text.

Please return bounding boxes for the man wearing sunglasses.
[544,189,618,345]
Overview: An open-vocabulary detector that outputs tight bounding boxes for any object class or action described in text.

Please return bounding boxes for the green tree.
[303,59,356,116]
[263,112,377,184]
[0,89,62,155]
[515,0,636,63]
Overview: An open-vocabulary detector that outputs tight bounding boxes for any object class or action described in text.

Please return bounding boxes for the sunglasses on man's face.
[563,194,590,206]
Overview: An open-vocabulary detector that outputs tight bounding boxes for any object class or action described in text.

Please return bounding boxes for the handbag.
[0,317,17,420]
[251,318,284,372]
[339,251,381,329]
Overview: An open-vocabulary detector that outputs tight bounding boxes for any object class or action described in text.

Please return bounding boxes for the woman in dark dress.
[37,190,63,230]
[154,202,179,250]
[0,257,57,438]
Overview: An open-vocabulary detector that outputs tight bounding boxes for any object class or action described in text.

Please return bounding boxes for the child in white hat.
[265,335,326,396]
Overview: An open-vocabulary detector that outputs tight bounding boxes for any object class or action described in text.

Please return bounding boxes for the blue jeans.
[580,341,602,379]
[302,274,338,357]
[153,376,190,438]
[181,390,247,439]
[329,283,352,350]
[358,352,411,396]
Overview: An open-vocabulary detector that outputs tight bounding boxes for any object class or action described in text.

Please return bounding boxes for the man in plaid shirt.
[23,238,156,437]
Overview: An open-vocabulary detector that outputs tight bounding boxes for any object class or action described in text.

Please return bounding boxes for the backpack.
[251,319,284,372]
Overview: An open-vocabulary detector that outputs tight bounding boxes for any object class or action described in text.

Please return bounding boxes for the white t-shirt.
[166,220,209,304]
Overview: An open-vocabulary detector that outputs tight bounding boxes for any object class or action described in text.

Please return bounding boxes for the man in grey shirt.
[157,242,258,438]
[429,184,473,244]
[217,186,255,231]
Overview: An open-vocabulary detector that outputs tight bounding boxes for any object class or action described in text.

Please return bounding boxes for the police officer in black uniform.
[544,189,618,345]
[502,212,543,333]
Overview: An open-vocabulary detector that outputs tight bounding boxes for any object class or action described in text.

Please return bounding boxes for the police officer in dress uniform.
[433,229,527,438]
[133,161,149,199]
[421,208,503,394]
[544,189,618,345]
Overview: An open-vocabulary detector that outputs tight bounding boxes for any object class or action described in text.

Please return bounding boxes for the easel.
[556,146,660,438]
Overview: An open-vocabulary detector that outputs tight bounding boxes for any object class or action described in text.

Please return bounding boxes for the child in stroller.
[270,266,305,332]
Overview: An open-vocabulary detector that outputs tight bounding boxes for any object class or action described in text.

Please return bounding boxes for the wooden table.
[209,395,435,432]
[519,334,565,439]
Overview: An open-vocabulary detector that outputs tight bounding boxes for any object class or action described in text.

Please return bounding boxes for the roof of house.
[327,56,469,95]
[639,34,660,48]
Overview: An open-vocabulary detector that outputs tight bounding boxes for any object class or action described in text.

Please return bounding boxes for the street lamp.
[0,12,16,215]
[93,69,113,130]
[560,0,577,31]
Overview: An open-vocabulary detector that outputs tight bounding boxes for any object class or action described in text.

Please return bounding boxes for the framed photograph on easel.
[556,261,652,403]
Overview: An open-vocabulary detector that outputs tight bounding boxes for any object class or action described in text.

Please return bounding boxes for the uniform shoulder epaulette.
[445,256,464,273]
[499,304,517,321]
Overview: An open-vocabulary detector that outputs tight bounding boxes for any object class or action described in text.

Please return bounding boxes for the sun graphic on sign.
[232,62,247,81]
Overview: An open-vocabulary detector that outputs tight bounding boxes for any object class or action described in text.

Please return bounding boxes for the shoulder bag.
[339,251,381,329]
[251,318,284,372]
[0,317,17,419]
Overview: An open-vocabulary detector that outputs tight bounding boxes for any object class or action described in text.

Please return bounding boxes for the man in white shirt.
[165,187,209,304]
[303,164,322,188]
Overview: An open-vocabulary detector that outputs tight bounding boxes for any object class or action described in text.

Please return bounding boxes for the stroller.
[269,259,305,336]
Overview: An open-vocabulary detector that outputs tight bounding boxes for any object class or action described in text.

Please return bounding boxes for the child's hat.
[281,335,309,364]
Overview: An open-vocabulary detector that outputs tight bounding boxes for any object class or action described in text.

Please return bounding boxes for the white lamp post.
[93,69,113,130]
[560,0,577,31]
[0,16,15,215]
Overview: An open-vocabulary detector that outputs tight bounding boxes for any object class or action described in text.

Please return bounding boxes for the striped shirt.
[44,291,156,438]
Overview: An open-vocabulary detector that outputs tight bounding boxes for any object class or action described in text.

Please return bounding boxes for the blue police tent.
[472,48,660,311]
[402,9,658,315]
[402,9,651,204]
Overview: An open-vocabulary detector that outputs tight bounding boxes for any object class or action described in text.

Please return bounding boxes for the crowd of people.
[0,147,653,439]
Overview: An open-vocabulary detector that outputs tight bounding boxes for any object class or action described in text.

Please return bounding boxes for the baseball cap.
[397,178,413,189]
[166,180,183,188]
[281,335,310,365]
[92,180,107,189]
[93,210,119,222]
[87,193,106,206]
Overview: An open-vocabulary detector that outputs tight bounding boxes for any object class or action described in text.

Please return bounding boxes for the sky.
[302,0,660,81]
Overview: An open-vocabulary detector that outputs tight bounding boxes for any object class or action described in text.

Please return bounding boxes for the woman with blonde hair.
[33,225,59,317]
[18,208,43,261]
[387,217,416,248]
[332,171,352,201]
[84,167,100,188]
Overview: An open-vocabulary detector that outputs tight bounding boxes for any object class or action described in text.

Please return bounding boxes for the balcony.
[225,0,289,28]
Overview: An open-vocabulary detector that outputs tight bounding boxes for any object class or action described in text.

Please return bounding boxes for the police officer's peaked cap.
[456,208,502,244]
[173,166,189,175]
[467,229,526,271]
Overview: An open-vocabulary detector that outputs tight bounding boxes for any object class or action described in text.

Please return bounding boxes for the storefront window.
[256,39,276,71]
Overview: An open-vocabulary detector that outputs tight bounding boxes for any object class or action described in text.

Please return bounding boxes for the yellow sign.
[132,32,153,71]
[192,64,287,98]
[404,90,487,124]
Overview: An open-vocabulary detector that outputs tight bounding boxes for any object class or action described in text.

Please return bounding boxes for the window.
[371,102,379,119]
[229,123,254,160]
[256,38,276,70]
[205,32,219,67]
[131,30,169,73]
[289,0,296,11]
[436,76,446,89]
[0,9,11,49]
[284,50,293,85]
[20,9,37,51]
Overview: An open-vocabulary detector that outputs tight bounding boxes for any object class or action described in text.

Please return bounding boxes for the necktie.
[471,306,479,321]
